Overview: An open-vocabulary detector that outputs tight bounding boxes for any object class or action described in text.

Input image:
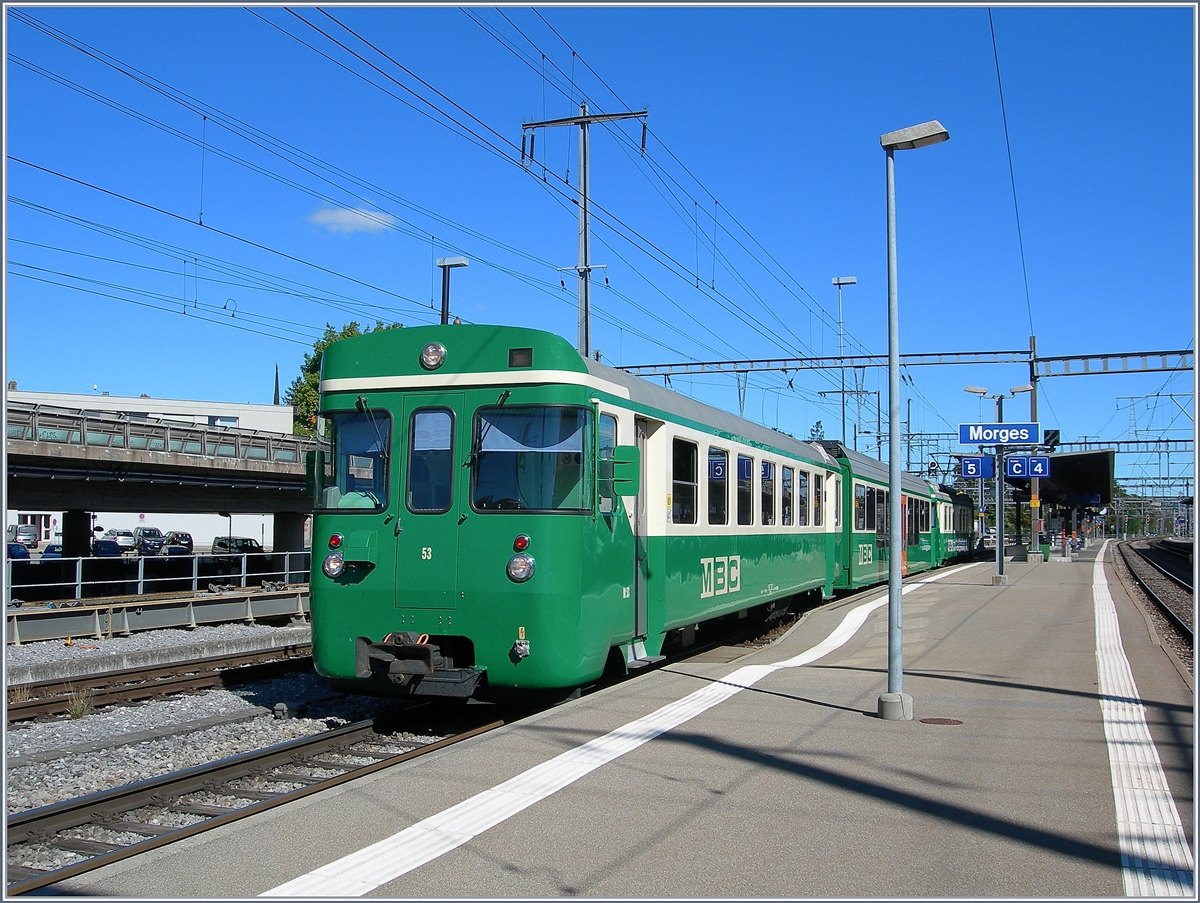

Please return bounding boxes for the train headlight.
[506,553,535,583]
[322,551,346,579]
[419,342,446,371]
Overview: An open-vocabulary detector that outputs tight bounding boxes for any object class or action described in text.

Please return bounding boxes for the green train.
[307,324,974,700]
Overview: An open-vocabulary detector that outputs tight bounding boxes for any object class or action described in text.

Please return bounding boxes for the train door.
[393,394,463,610]
[633,417,649,638]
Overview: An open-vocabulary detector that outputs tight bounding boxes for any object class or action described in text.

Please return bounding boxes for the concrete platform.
[50,542,1194,897]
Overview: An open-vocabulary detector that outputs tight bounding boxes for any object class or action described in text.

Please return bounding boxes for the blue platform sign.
[958,422,1041,445]
[1005,456,1030,477]
[960,456,994,479]
[1005,455,1052,478]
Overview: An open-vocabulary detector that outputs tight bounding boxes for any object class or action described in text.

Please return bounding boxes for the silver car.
[102,529,136,552]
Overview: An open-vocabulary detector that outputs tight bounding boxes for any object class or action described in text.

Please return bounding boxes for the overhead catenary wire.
[288,9,828,362]
[987,8,1036,337]
[11,11,806,369]
[13,8,846,430]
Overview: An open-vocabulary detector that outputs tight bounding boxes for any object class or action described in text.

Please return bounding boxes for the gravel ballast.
[5,628,424,816]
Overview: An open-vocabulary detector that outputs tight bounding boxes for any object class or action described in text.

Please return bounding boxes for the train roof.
[320,324,835,469]
[818,440,942,497]
[584,357,836,469]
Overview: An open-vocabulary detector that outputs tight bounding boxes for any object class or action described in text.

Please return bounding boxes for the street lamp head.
[880,120,950,152]
[435,256,469,269]
[964,386,988,397]
[832,276,858,286]
[1010,384,1033,394]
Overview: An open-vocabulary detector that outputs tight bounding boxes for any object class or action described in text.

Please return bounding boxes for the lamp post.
[832,276,857,444]
[878,120,949,722]
[436,256,469,325]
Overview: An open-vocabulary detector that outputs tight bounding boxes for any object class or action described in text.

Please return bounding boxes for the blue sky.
[4,5,1195,488]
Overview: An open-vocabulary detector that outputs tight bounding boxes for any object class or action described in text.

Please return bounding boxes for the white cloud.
[308,207,395,234]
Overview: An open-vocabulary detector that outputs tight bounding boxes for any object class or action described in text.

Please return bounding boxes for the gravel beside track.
[5,667,432,816]
[1113,542,1194,677]
[4,622,297,673]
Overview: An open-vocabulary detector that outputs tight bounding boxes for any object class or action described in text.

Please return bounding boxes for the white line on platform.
[262,563,976,897]
[1092,541,1194,896]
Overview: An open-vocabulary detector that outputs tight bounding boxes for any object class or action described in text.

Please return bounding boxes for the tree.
[284,321,402,435]
[808,420,825,442]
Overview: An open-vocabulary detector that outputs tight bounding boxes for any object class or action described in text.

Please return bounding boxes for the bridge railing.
[6,551,312,607]
[6,402,316,464]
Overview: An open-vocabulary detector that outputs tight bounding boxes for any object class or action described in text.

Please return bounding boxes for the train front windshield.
[315,411,392,511]
[472,406,592,512]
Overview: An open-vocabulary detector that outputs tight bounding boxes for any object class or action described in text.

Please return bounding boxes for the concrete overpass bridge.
[6,401,317,557]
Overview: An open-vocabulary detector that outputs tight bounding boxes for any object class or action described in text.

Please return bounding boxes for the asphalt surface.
[48,546,1194,897]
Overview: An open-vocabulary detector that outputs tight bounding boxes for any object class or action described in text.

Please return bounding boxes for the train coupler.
[354,635,484,698]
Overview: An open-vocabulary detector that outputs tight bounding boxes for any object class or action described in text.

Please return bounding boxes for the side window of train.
[761,461,776,526]
[854,483,866,531]
[407,409,454,513]
[737,454,754,526]
[708,447,728,525]
[797,470,809,526]
[598,414,617,516]
[833,477,841,527]
[781,466,794,526]
[813,474,823,526]
[672,438,697,524]
[864,486,876,531]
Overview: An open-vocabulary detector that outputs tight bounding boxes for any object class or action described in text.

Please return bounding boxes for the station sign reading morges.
[957,422,1041,445]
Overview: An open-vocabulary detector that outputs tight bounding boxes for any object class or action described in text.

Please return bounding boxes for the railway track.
[1117,541,1193,641]
[6,711,504,895]
[6,644,313,722]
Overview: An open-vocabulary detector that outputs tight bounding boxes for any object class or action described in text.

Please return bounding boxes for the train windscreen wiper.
[467,389,510,468]
[355,395,388,463]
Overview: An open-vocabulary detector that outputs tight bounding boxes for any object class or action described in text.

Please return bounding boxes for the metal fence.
[7,552,312,606]
[6,402,315,464]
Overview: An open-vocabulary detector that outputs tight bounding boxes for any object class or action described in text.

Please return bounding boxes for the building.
[6,388,306,551]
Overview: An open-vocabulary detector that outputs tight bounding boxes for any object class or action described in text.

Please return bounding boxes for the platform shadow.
[660,728,1131,872]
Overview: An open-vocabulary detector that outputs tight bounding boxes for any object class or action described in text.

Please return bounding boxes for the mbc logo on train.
[700,555,742,599]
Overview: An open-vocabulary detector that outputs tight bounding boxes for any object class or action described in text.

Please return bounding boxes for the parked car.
[6,524,39,549]
[6,542,31,560]
[39,544,63,560]
[162,531,194,554]
[161,544,193,556]
[102,529,136,552]
[211,536,265,555]
[133,526,165,555]
[91,539,123,557]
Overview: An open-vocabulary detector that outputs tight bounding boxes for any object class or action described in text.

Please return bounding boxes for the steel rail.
[1133,542,1193,593]
[1117,542,1193,640]
[6,715,504,895]
[6,644,313,721]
